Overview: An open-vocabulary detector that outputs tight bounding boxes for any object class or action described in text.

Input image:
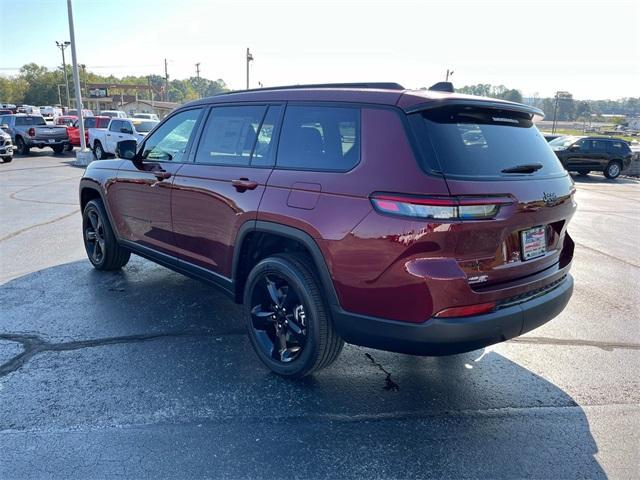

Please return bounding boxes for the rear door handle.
[232,178,259,192]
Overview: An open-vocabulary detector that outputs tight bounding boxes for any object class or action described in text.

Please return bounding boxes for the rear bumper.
[26,140,68,148]
[332,274,573,355]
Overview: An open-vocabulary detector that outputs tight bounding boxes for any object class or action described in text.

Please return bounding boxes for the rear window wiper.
[501,163,543,174]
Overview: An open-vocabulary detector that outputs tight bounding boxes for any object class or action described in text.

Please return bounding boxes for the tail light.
[434,302,496,318]
[370,193,513,220]
[27,127,35,137]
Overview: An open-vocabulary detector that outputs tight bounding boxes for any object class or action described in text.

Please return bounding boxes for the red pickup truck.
[66,116,110,149]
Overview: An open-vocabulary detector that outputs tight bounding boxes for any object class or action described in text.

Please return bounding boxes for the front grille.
[497,275,567,309]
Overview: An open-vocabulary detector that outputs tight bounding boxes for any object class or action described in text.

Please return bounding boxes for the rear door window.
[276,106,360,171]
[194,105,267,166]
[608,141,629,155]
[410,106,566,179]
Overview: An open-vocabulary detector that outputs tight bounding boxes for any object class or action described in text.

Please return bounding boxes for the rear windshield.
[132,120,158,133]
[410,106,566,179]
[15,116,46,126]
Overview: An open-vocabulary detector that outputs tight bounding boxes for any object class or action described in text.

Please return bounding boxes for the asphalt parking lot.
[1,151,639,479]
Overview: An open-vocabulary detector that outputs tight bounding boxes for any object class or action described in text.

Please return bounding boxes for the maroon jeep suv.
[79,82,576,377]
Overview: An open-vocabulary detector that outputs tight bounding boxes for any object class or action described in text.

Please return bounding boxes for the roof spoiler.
[428,82,455,93]
[406,98,545,121]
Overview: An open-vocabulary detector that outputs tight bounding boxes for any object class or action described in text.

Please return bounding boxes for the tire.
[94,141,105,160]
[82,199,130,270]
[15,137,29,155]
[65,143,74,152]
[604,161,622,179]
[1,156,12,163]
[243,253,344,378]
[52,145,64,154]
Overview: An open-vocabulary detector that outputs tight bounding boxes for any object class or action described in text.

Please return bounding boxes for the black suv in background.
[550,136,633,179]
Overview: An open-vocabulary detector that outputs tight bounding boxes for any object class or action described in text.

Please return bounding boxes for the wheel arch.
[232,221,340,307]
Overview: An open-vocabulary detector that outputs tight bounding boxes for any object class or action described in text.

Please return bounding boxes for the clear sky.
[1,0,638,99]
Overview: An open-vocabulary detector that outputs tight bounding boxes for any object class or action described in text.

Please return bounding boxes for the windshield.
[410,106,566,179]
[548,135,580,148]
[132,120,158,133]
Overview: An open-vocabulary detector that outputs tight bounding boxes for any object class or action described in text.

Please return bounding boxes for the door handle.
[232,178,259,192]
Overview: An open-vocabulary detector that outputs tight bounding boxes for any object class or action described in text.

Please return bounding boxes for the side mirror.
[116,140,138,160]
[569,144,581,151]
[121,127,133,134]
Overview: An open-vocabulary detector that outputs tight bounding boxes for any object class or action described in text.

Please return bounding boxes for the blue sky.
[1,0,638,99]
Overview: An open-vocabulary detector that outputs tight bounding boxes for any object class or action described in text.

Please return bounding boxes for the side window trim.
[249,104,285,168]
[137,107,204,164]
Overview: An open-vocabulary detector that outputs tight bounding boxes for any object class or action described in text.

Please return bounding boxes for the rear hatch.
[408,103,576,289]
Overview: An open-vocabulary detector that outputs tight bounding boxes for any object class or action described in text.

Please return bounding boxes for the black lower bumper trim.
[332,274,574,356]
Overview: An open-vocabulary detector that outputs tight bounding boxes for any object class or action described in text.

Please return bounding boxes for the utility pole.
[246,48,253,90]
[195,62,201,98]
[164,58,169,101]
[57,84,65,107]
[445,69,454,82]
[552,92,559,134]
[80,64,87,98]
[66,0,90,166]
[56,40,71,108]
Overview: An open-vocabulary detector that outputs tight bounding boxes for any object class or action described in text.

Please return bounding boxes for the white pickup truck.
[88,117,158,159]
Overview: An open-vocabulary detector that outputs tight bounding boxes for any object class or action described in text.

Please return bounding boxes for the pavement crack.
[365,353,400,391]
[0,209,80,243]
[510,336,640,351]
[0,329,245,378]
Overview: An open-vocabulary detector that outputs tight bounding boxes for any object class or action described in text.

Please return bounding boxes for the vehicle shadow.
[0,257,607,479]
[571,172,639,184]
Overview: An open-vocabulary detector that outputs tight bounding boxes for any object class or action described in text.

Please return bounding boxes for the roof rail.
[218,82,405,95]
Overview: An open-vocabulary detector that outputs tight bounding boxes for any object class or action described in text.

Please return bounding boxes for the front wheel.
[604,161,622,179]
[65,143,74,152]
[243,253,344,378]
[82,199,130,270]
[1,156,12,163]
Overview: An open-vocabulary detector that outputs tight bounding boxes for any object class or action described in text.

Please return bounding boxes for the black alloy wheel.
[250,273,308,363]
[243,253,344,378]
[82,199,130,270]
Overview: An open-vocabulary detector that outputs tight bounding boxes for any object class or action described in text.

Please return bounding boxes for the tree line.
[0,63,230,106]
[1,65,638,123]
[456,83,640,122]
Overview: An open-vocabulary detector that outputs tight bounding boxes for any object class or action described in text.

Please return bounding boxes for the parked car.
[542,133,563,142]
[0,129,13,163]
[88,118,158,159]
[66,108,94,117]
[17,105,41,115]
[550,135,633,179]
[66,116,111,149]
[0,109,13,115]
[55,115,78,126]
[39,106,63,121]
[1,103,17,113]
[100,110,127,119]
[132,112,159,121]
[79,82,576,378]
[0,114,69,154]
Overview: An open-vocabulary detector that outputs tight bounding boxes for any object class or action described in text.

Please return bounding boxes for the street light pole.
[246,48,253,90]
[552,91,560,134]
[195,62,201,98]
[66,0,91,166]
[56,41,71,109]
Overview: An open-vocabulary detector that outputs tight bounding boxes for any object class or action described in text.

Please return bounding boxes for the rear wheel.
[604,161,622,179]
[1,156,12,163]
[15,137,29,155]
[82,199,130,270]
[52,145,64,154]
[94,141,105,160]
[243,253,344,378]
[65,143,74,152]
